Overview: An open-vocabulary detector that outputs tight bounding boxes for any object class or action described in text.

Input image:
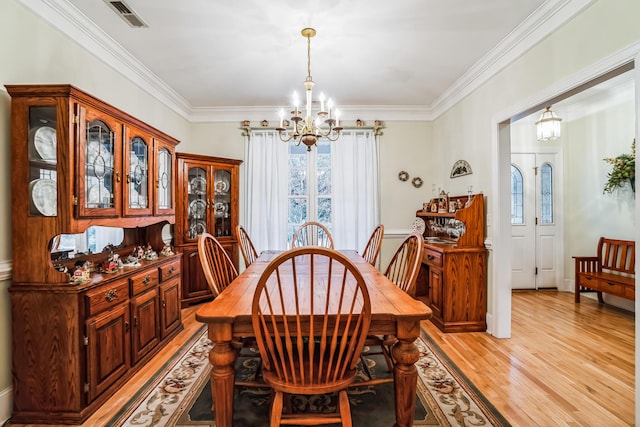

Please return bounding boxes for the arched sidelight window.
[540,162,553,224]
[511,164,524,224]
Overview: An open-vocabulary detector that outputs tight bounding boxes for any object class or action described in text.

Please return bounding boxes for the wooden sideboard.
[6,84,183,424]
[414,193,487,332]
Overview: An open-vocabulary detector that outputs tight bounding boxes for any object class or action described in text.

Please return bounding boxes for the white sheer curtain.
[330,130,380,252]
[245,130,289,251]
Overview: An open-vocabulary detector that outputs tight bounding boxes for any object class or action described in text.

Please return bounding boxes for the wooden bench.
[573,237,635,303]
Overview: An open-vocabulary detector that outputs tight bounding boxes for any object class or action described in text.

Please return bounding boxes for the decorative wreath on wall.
[398,171,409,182]
[411,177,424,188]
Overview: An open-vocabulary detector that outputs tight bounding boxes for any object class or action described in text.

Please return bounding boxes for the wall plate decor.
[450,160,472,178]
[412,177,423,188]
[398,171,409,182]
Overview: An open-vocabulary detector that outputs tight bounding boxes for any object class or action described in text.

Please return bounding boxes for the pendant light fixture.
[535,106,562,141]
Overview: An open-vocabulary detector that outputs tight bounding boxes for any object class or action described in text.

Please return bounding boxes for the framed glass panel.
[128,136,149,209]
[85,120,115,209]
[540,162,553,224]
[157,148,172,210]
[28,106,57,217]
[186,166,207,240]
[214,169,232,237]
[511,164,524,224]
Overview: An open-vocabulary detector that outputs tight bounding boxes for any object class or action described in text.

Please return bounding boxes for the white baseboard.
[0,386,12,425]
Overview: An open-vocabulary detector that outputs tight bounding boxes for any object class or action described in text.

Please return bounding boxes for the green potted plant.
[603,139,635,194]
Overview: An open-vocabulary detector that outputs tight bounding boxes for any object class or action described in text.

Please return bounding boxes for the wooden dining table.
[196,249,432,427]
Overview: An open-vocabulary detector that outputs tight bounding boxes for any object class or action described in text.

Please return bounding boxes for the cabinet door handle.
[134,317,138,327]
[116,171,121,182]
[156,178,160,189]
[162,299,166,308]
[126,173,131,184]
[125,321,130,333]
[104,289,118,302]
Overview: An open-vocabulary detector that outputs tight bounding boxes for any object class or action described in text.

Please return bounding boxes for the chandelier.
[535,106,562,141]
[276,28,342,151]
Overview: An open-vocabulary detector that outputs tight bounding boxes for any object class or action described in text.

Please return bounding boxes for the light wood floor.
[9,291,635,427]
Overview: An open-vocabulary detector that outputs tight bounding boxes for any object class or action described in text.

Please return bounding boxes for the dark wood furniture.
[252,248,371,426]
[196,250,431,427]
[6,84,183,424]
[415,193,488,333]
[573,237,635,303]
[175,153,242,306]
[291,221,335,248]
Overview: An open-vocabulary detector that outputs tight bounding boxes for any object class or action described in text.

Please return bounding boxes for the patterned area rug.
[107,326,510,427]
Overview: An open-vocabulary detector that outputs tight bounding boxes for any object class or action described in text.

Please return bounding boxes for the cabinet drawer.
[580,274,600,290]
[85,280,130,317]
[159,260,181,282]
[423,248,443,268]
[130,269,159,296]
[600,279,626,298]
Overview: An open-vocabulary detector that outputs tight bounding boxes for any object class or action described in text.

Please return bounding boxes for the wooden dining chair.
[362,224,384,266]
[252,247,371,426]
[361,231,423,381]
[236,225,259,267]
[197,232,238,296]
[197,232,264,409]
[291,221,334,249]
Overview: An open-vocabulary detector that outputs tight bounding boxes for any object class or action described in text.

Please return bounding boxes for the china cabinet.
[414,193,488,332]
[175,153,242,306]
[6,84,182,424]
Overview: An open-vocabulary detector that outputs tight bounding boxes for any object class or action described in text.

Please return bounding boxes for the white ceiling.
[25,0,602,121]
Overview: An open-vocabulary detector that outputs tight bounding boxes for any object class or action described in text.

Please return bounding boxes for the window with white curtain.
[245,129,379,253]
[287,141,332,245]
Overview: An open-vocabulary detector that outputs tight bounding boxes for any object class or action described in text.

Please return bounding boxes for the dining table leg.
[392,325,421,427]
[208,331,237,427]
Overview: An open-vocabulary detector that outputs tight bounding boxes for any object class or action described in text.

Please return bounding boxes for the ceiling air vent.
[105,0,148,28]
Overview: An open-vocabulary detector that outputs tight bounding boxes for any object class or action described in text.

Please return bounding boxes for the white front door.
[511,152,562,289]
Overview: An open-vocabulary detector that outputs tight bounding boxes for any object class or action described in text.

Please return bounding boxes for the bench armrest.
[573,256,599,271]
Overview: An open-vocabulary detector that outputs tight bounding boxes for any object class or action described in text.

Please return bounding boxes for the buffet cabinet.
[414,193,488,332]
[175,153,242,306]
[6,84,183,424]
[10,254,182,424]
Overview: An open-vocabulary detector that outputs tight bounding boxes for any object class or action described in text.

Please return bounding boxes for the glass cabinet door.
[154,141,174,215]
[213,169,232,238]
[186,166,208,241]
[123,126,152,216]
[28,106,58,217]
[77,104,120,218]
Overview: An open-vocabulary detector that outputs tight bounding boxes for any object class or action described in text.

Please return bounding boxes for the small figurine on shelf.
[438,191,449,213]
[71,260,92,284]
[101,254,119,274]
[160,242,175,257]
[136,245,145,259]
[144,243,158,261]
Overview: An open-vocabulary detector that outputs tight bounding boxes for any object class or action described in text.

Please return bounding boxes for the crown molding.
[16,0,193,119]
[430,0,597,119]
[189,104,434,123]
[18,0,597,124]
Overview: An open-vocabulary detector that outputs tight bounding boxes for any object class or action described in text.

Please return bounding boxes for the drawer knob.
[105,289,118,302]
[168,266,176,274]
[427,255,435,261]
[143,276,151,285]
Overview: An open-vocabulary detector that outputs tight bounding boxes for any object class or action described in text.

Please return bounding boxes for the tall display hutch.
[6,84,183,424]
[175,153,242,306]
[414,193,488,332]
